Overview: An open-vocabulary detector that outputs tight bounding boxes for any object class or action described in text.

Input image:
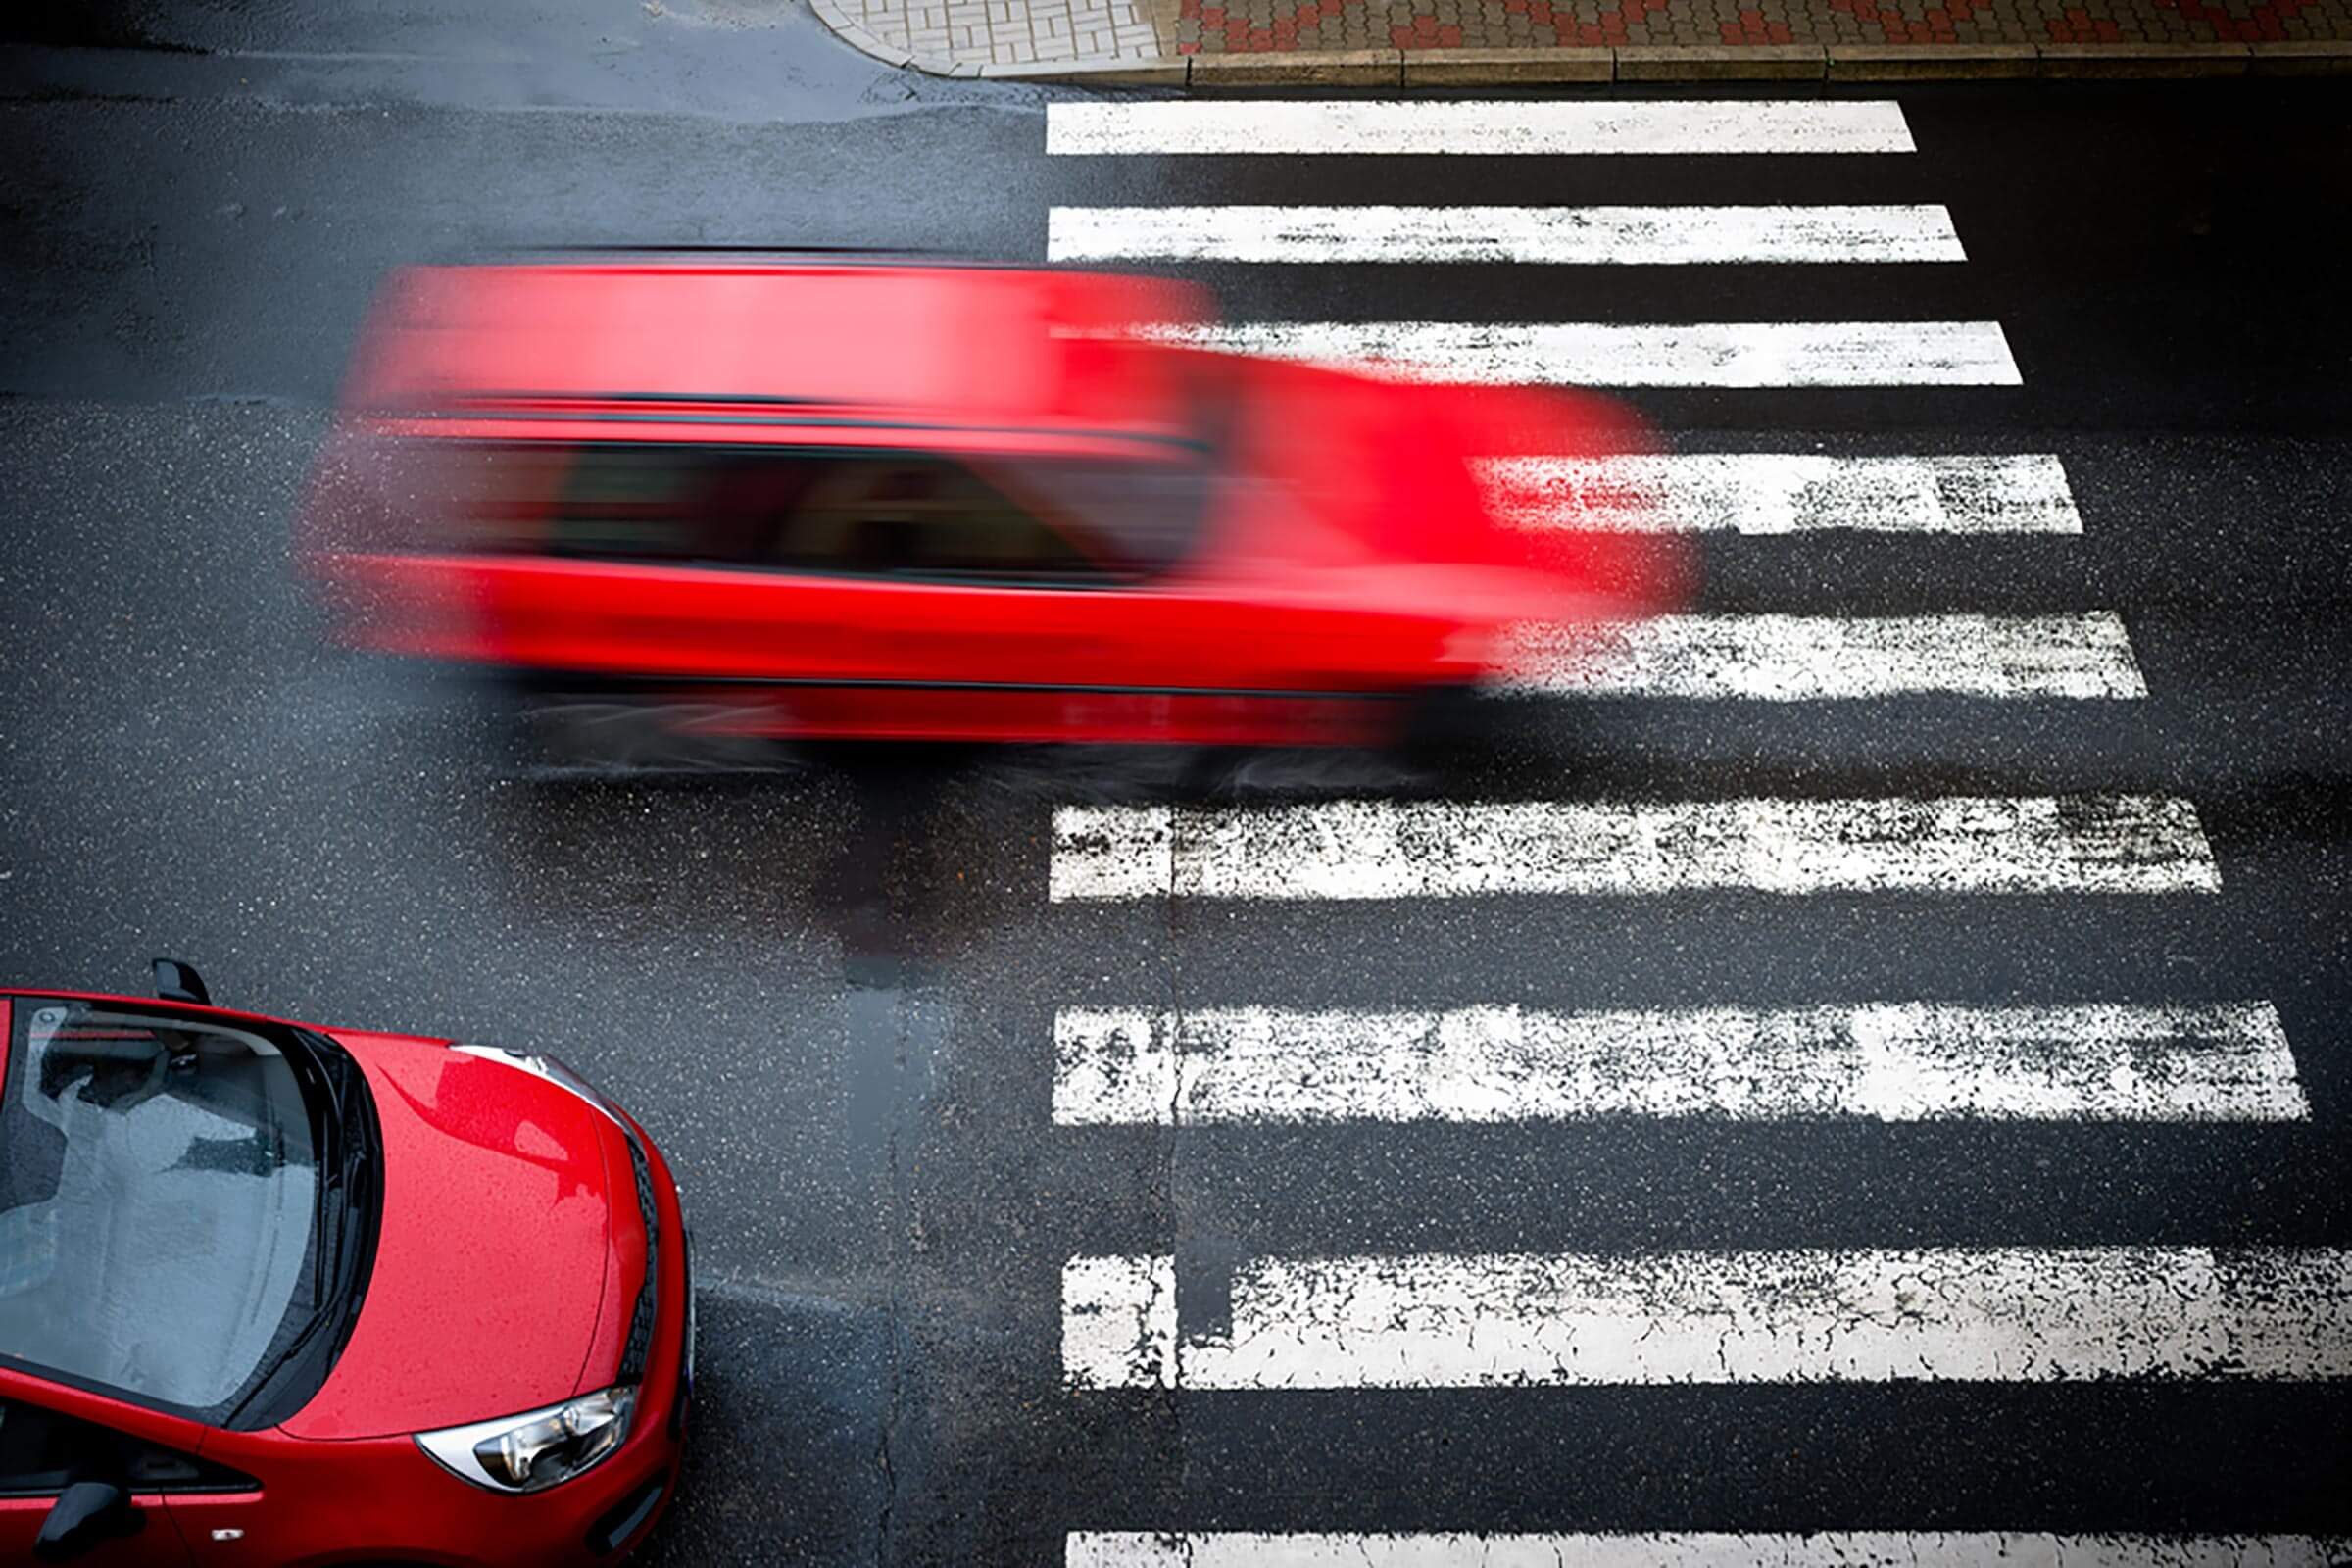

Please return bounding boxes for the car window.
[0,1398,255,1498]
[540,444,783,564]
[425,442,1209,582]
[773,456,1108,583]
[996,456,1210,577]
[0,1003,321,1418]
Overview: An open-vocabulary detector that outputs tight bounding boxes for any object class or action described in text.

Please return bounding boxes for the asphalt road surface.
[5,5,2352,1564]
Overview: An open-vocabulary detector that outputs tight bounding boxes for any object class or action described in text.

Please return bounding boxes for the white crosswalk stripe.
[1062,1249,2352,1389]
[1052,1003,2307,1125]
[1048,205,1968,266]
[1494,612,2146,700]
[1049,797,2221,902]
[1135,320,2023,387]
[1046,100,1919,157]
[1039,93,2322,1545]
[1069,1535,2352,1567]
[1478,453,2083,533]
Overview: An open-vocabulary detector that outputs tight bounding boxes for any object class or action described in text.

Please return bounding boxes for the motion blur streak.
[297,254,1684,754]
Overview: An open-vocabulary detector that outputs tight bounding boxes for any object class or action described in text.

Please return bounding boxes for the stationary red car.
[0,965,691,1566]
[299,254,1676,749]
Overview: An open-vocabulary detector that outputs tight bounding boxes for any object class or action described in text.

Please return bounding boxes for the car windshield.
[0,1001,323,1416]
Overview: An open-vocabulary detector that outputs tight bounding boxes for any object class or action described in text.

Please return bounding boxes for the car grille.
[619,1127,661,1384]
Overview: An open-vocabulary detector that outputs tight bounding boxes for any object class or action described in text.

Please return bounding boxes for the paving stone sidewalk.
[807,0,2352,74]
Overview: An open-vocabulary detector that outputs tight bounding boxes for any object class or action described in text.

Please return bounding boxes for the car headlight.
[416,1386,637,1494]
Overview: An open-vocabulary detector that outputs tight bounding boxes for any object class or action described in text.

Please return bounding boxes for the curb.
[800,2,2352,86]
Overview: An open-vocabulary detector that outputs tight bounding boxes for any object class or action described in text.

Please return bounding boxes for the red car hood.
[281,1032,618,1441]
[1211,353,1687,617]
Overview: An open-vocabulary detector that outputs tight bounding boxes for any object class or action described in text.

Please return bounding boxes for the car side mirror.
[151,956,211,1006]
[33,1481,144,1562]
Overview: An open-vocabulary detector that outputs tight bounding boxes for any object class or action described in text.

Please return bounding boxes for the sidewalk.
[806,0,2352,79]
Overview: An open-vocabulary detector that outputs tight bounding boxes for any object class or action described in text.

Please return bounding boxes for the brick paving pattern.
[812,0,2352,67]
[1176,0,2351,53]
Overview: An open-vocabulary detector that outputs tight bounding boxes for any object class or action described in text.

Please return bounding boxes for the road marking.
[1061,1248,2352,1389]
[1047,206,1966,266]
[1069,1535,2352,1567]
[1052,1003,2306,1125]
[1494,612,2146,700]
[1137,320,2021,388]
[1045,100,1917,157]
[1064,1255,1178,1393]
[1048,797,2221,902]
[1478,453,2082,534]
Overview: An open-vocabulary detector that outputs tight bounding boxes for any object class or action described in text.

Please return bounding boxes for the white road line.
[1052,1003,2307,1125]
[1139,320,2022,388]
[1494,612,2146,700]
[1048,797,2220,902]
[1061,1248,2352,1390]
[1045,100,1917,157]
[1069,1534,2352,1568]
[1047,206,1966,266]
[1478,453,2082,534]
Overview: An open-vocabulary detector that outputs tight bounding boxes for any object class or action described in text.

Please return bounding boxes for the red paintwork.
[281,1033,617,1440]
[299,259,1683,746]
[0,990,689,1567]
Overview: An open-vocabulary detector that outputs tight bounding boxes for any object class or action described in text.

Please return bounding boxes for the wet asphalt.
[3,4,2351,1563]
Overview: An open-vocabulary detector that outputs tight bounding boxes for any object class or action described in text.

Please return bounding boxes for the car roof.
[341,260,1213,446]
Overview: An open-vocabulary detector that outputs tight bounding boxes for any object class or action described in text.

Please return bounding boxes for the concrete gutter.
[799,1,2352,86]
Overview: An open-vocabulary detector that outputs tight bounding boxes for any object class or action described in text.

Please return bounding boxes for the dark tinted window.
[0,1004,322,1417]
[435,444,1208,581]
[541,445,788,564]
[0,1398,255,1497]
[1004,457,1210,575]
[772,456,1104,581]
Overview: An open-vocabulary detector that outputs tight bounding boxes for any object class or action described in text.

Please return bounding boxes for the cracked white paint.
[1068,1534,2352,1567]
[1493,613,2146,700]
[1132,321,2022,389]
[1048,206,1966,266]
[1476,453,2082,534]
[1048,797,2221,902]
[1063,1254,1177,1392]
[1060,1249,2352,1389]
[1052,1003,2307,1125]
[1045,101,1918,158]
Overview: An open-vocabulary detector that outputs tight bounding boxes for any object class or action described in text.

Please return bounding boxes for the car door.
[760,446,1431,742]
[445,438,850,682]
[486,442,1176,739]
[0,1385,213,1566]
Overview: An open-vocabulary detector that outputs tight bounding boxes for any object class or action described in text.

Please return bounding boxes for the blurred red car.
[0,964,690,1566]
[300,253,1676,748]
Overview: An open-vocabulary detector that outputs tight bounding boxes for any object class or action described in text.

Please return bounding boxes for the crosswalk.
[1043,99,1919,156]
[1037,94,2335,1560]
[1048,204,1969,265]
[1065,1248,2352,1389]
[1474,453,2084,533]
[1050,797,2220,899]
[1491,612,2148,700]
[1134,319,2024,387]
[1052,1003,2309,1124]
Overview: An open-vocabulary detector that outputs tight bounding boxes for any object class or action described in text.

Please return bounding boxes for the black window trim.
[0,1392,262,1499]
